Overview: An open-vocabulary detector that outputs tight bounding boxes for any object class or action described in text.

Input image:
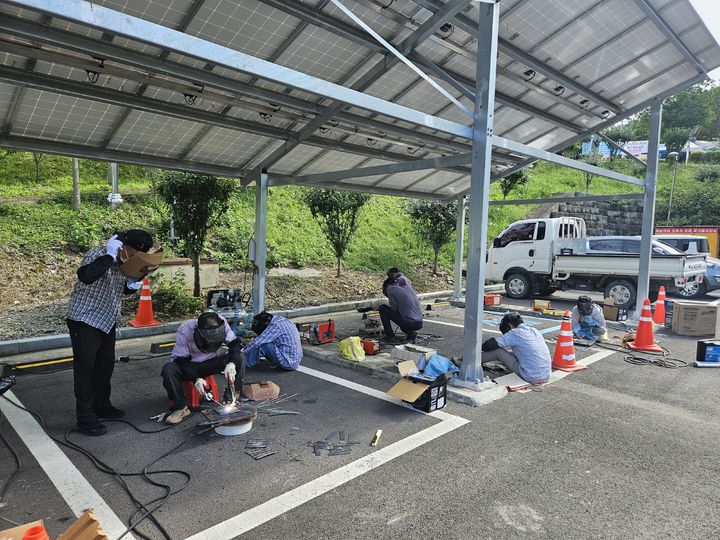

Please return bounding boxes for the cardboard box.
[119,248,164,278]
[602,303,628,322]
[0,521,43,540]
[242,381,280,401]
[671,301,720,336]
[531,299,551,311]
[696,339,720,363]
[390,344,436,369]
[386,361,447,412]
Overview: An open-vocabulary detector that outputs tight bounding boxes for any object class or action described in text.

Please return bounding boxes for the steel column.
[461,1,498,383]
[252,171,269,315]
[451,195,466,300]
[636,100,662,312]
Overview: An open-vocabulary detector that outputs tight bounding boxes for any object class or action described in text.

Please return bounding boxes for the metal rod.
[451,195,466,300]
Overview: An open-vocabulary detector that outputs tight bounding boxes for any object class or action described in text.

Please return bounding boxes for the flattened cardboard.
[387,377,430,402]
[390,345,436,366]
[119,248,164,278]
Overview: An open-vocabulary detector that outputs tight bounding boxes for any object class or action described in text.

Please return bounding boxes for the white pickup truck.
[486,217,706,308]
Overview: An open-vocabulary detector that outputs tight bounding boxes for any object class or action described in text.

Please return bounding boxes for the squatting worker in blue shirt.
[379,277,423,341]
[243,312,303,370]
[481,312,552,385]
[66,230,155,436]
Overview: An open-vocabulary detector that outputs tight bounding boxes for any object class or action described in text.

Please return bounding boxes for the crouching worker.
[379,278,423,341]
[243,312,303,370]
[571,295,607,342]
[161,312,245,424]
[481,312,551,385]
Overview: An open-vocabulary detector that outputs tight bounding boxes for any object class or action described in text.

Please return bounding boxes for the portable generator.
[296,320,336,345]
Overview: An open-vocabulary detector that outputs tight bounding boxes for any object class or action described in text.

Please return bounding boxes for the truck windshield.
[496,222,536,247]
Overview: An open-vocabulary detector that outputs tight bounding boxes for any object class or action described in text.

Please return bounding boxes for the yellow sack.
[338,336,365,362]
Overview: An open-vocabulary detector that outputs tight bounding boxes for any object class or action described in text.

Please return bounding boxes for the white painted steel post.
[461,1,498,382]
[107,162,122,208]
[253,170,268,315]
[451,195,466,300]
[636,100,662,313]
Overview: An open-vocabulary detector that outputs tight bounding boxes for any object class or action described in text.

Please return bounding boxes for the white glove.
[126,278,143,291]
[194,378,208,396]
[223,362,236,382]
[106,234,123,260]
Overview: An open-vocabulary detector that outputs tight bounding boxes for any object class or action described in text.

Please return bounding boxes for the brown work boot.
[166,406,190,425]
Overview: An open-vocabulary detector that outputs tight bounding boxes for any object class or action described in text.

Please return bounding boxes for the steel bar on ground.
[636,100,662,312]
[253,171,268,315]
[461,1,498,383]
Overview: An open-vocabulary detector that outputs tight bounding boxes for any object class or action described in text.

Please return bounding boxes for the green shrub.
[68,221,101,252]
[149,274,203,320]
[694,166,720,182]
[690,151,720,164]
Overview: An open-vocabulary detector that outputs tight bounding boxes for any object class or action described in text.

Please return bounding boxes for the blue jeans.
[244,343,279,368]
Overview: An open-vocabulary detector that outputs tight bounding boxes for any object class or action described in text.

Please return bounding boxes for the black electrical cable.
[0,412,22,527]
[591,341,689,369]
[1,396,203,540]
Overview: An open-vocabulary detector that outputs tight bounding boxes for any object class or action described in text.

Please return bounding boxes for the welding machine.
[296,320,336,345]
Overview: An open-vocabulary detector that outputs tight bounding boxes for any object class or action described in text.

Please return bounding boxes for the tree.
[153,171,236,296]
[31,152,45,182]
[303,189,370,277]
[407,200,457,274]
[602,124,633,165]
[498,169,530,199]
[663,127,691,156]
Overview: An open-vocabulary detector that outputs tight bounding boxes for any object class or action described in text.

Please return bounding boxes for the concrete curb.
[0,322,182,357]
[301,345,508,408]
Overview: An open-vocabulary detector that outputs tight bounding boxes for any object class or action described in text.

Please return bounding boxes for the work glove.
[194,378,213,401]
[582,316,595,326]
[223,362,236,382]
[126,278,143,291]
[105,234,123,260]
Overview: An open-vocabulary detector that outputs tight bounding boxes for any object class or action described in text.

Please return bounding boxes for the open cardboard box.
[390,344,436,369]
[119,248,164,278]
[386,360,447,412]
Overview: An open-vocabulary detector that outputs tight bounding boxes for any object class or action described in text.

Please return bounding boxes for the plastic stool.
[180,375,219,410]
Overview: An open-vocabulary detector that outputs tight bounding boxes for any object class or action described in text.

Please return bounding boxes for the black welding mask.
[251,312,273,336]
[577,296,593,317]
[193,312,226,353]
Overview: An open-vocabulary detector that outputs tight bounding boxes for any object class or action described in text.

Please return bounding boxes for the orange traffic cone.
[22,525,49,540]
[552,310,587,372]
[128,278,160,327]
[652,286,666,325]
[627,299,662,353]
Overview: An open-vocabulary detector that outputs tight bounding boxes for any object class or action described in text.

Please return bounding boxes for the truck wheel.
[677,280,707,299]
[505,273,532,299]
[604,280,636,309]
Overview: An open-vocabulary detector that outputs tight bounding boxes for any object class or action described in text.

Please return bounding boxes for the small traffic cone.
[22,524,49,540]
[552,310,587,372]
[128,278,160,327]
[627,299,663,353]
[652,286,666,325]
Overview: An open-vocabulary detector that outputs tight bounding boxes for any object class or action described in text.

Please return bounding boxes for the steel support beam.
[268,176,447,200]
[253,171,268,315]
[489,193,643,206]
[451,195,466,300]
[6,0,471,139]
[0,134,244,177]
[597,133,646,168]
[632,0,706,76]
[287,153,471,185]
[461,1,498,384]
[492,136,644,187]
[636,100,662,313]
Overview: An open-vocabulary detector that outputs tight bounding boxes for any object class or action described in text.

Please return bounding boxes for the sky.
[690,0,720,79]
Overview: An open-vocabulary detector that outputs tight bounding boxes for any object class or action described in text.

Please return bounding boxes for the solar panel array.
[0,0,718,198]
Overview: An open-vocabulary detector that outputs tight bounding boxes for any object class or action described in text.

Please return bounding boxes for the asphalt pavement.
[1,300,719,539]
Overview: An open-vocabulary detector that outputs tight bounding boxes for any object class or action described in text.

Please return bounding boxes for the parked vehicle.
[655,226,720,257]
[654,235,720,298]
[485,218,706,309]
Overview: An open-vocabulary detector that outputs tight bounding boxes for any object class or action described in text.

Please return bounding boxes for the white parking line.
[424,318,501,334]
[185,365,469,540]
[0,391,133,539]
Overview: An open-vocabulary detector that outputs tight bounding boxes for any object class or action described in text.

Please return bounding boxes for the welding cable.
[0,413,22,527]
[590,341,689,369]
[1,396,182,540]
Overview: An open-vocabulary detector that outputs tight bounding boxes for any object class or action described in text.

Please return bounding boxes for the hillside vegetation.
[0,149,712,311]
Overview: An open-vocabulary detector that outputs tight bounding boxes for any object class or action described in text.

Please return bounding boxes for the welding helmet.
[499,312,523,334]
[193,312,226,353]
[577,296,593,317]
[251,312,273,336]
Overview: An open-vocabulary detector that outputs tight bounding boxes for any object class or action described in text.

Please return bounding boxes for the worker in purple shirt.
[243,312,303,370]
[161,312,245,424]
[379,276,423,341]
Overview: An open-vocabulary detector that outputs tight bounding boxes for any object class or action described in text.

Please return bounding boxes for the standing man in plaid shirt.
[67,230,155,436]
[244,312,303,370]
